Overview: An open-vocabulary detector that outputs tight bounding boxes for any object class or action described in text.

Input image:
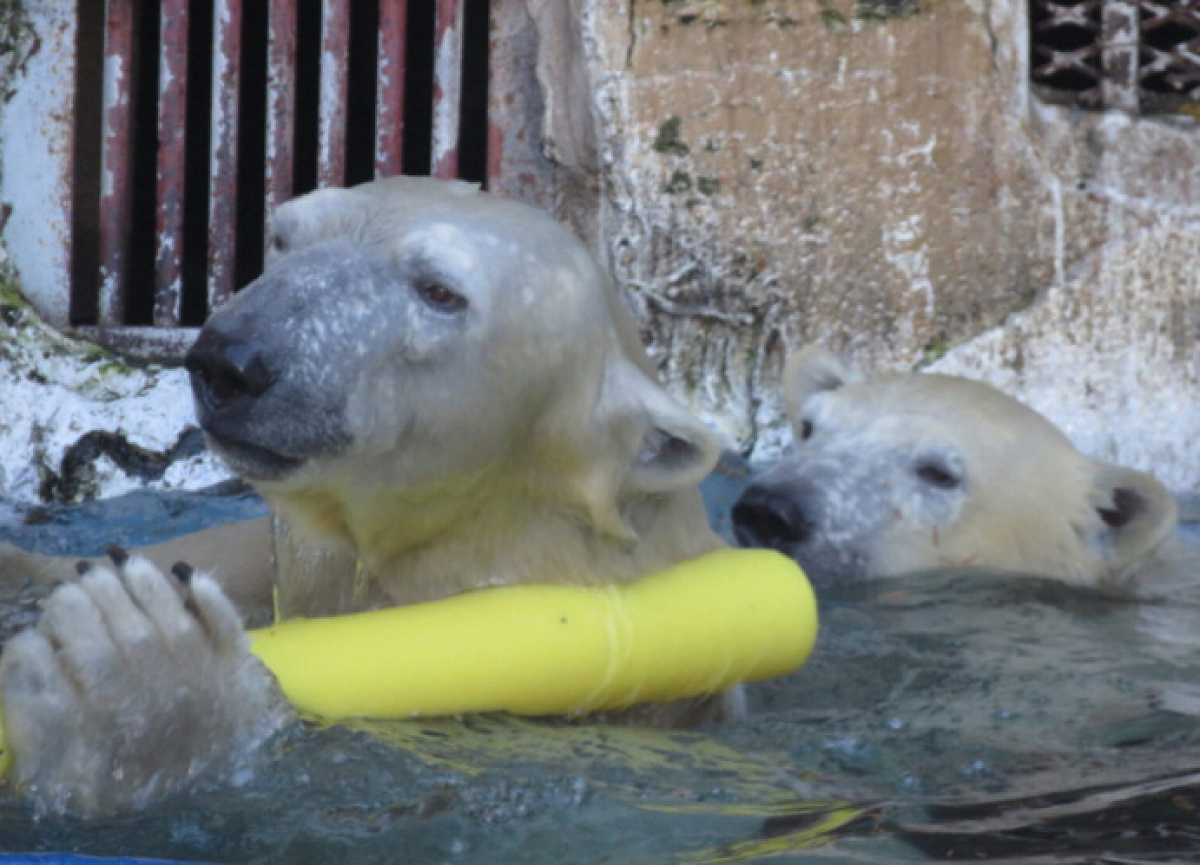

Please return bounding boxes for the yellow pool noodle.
[249,548,817,719]
[0,548,816,775]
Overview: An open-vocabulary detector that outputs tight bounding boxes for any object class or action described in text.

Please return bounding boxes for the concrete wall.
[529,0,1200,489]
[0,0,76,332]
[0,0,1197,503]
[0,2,230,505]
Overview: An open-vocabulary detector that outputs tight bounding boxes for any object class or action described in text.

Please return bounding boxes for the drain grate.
[67,0,491,346]
[1030,0,1200,111]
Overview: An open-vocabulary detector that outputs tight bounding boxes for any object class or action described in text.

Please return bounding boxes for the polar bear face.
[732,347,1177,590]
[185,178,722,609]
[191,179,614,489]
[0,179,731,816]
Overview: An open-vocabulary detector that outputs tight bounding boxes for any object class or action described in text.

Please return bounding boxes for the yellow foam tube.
[0,549,816,775]
[249,548,818,719]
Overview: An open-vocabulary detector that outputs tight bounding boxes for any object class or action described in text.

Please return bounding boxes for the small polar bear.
[0,177,726,815]
[732,345,1189,595]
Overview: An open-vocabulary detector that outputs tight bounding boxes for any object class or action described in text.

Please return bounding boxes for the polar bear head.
[185,177,721,610]
[732,346,1178,591]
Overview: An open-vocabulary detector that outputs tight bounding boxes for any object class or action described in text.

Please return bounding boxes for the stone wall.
[529,0,1200,489]
[1,0,1197,503]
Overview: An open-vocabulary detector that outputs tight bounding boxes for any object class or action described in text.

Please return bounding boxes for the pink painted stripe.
[154,0,190,327]
[208,0,242,311]
[431,0,462,179]
[98,0,135,326]
[375,0,408,178]
[266,0,297,242]
[317,0,350,188]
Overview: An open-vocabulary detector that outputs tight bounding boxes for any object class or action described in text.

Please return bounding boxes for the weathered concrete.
[1,0,1198,503]
[530,0,1200,488]
[0,4,223,505]
[0,268,230,505]
[0,0,76,332]
[932,223,1200,492]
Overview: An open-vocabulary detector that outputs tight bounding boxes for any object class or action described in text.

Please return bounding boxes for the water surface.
[1,464,1199,863]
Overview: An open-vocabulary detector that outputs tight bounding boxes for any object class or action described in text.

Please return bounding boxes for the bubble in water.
[964,759,988,777]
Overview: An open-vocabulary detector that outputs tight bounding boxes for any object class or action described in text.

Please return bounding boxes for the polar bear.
[0,177,724,815]
[732,346,1185,593]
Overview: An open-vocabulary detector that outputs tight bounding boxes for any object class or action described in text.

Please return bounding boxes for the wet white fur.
[769,345,1186,594]
[0,557,288,815]
[0,178,726,815]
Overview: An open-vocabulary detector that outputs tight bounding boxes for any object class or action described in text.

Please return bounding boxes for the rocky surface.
[0,266,230,505]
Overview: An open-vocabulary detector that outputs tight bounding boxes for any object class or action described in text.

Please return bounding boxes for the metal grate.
[1030,0,1200,111]
[66,0,493,354]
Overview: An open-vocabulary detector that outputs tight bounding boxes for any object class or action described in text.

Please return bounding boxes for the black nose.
[185,328,275,412]
[731,484,814,551]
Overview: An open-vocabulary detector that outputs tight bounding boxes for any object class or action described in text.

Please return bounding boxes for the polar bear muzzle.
[731,479,816,551]
[185,243,380,481]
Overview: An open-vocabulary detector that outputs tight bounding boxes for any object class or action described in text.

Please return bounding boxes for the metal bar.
[266,0,297,245]
[486,0,522,195]
[98,0,136,326]
[485,0,505,193]
[317,0,350,187]
[67,0,99,327]
[208,0,242,311]
[72,326,201,364]
[1101,0,1139,111]
[431,0,463,179]
[375,0,408,178]
[154,0,190,327]
[484,0,555,208]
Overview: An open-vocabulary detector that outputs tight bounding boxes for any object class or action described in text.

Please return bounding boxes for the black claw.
[75,560,92,576]
[171,562,195,584]
[105,543,129,567]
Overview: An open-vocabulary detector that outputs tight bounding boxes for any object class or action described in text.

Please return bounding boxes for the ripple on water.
[2,480,1200,862]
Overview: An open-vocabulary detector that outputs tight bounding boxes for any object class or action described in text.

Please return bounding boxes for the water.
[2,461,1200,862]
[0,481,268,559]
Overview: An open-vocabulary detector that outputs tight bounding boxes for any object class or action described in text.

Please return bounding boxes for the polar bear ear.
[266,187,362,264]
[628,404,721,495]
[603,359,721,497]
[782,345,856,428]
[1090,462,1178,574]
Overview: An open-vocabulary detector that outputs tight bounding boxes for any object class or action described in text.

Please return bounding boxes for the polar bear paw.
[0,546,290,816]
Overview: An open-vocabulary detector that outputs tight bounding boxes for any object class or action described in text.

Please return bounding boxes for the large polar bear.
[0,177,725,815]
[732,346,1188,594]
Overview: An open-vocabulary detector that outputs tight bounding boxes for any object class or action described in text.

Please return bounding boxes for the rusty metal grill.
[66,0,493,354]
[1031,0,1200,111]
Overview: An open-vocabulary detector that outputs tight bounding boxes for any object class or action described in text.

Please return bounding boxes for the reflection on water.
[1,467,1200,862]
[0,481,267,559]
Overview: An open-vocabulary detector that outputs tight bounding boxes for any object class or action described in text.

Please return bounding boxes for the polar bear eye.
[414,278,468,314]
[799,419,814,441]
[915,460,961,490]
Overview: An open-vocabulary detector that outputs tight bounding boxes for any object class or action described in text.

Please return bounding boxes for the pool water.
[2,460,1200,863]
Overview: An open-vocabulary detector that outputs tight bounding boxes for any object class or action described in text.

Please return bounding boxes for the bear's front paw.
[0,546,290,816]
